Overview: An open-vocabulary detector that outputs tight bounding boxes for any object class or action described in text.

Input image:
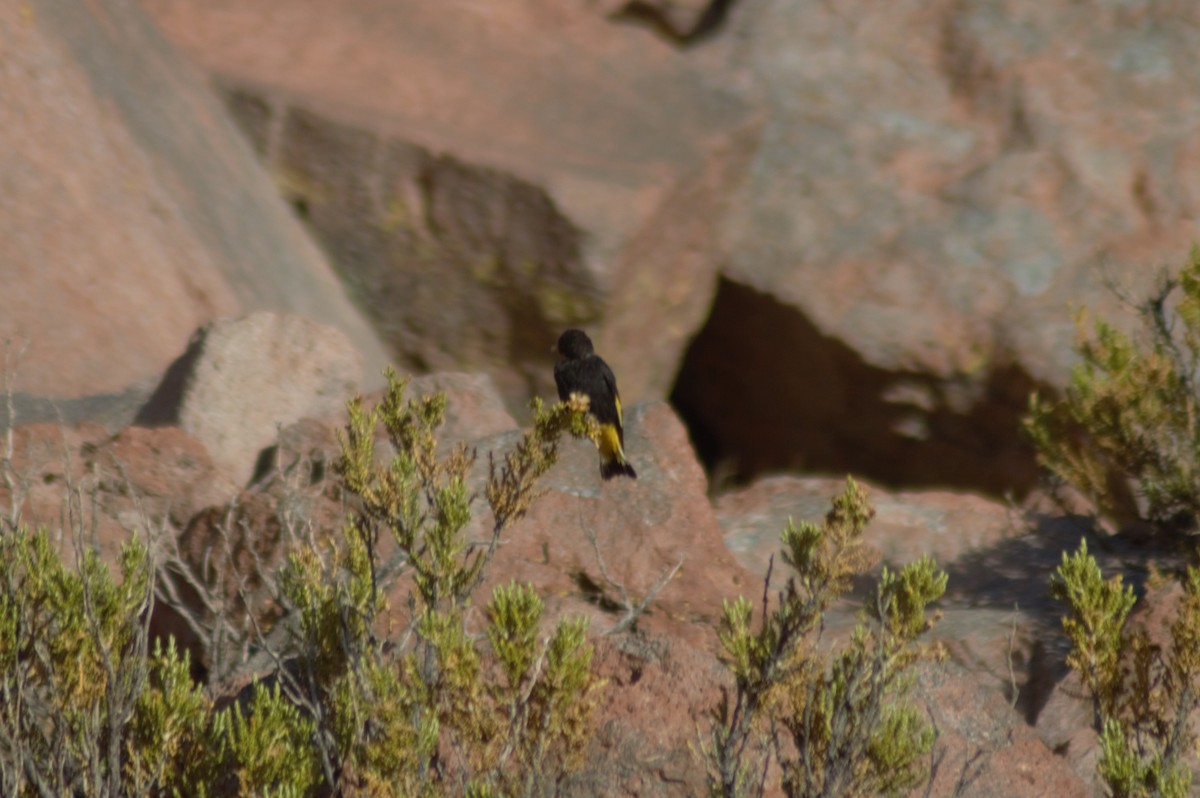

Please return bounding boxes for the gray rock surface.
[137,312,362,485]
[138,0,756,407]
[721,0,1195,384]
[136,0,1200,499]
[0,0,389,400]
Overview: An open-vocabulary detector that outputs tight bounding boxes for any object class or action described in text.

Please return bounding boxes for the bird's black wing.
[553,360,573,402]
[596,358,625,444]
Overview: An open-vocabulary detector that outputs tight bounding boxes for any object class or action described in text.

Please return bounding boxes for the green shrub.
[1051,541,1200,798]
[0,528,210,796]
[1024,249,1200,538]
[227,370,603,796]
[706,477,946,798]
[1,371,603,797]
[211,682,322,798]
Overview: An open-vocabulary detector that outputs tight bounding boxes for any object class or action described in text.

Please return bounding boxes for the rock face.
[469,401,756,650]
[0,0,389,401]
[716,477,1023,576]
[721,0,1196,383]
[0,421,239,571]
[136,312,363,486]
[6,0,1188,789]
[916,660,1089,798]
[672,0,1200,489]
[572,634,728,797]
[715,474,1071,721]
[669,277,1048,493]
[138,0,1200,500]
[137,0,756,408]
[405,372,520,445]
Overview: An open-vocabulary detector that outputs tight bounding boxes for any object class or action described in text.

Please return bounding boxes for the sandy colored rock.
[92,425,239,530]
[1035,670,1102,796]
[468,401,759,648]
[355,400,756,656]
[138,0,754,407]
[0,422,111,543]
[565,633,729,797]
[0,421,237,573]
[0,0,389,401]
[665,0,1200,494]
[139,0,1200,445]
[406,372,520,445]
[715,475,1023,576]
[720,0,1194,385]
[669,276,1046,495]
[917,660,1088,797]
[137,312,363,486]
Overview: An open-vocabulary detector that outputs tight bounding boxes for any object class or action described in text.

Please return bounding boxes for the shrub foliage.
[1051,541,1200,798]
[0,528,209,796]
[1025,249,1200,537]
[1,368,957,797]
[0,371,602,797]
[1027,248,1200,795]
[706,478,946,798]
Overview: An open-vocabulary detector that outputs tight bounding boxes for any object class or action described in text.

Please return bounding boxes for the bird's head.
[555,329,594,360]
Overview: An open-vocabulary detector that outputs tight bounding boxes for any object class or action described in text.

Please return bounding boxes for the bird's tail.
[598,423,638,480]
[600,458,638,480]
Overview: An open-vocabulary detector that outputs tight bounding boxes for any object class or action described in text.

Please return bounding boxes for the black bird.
[554,329,637,480]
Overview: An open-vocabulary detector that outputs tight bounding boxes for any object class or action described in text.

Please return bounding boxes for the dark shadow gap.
[669,276,1048,499]
[609,0,740,46]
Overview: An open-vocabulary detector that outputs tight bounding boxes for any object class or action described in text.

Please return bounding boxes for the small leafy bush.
[0,528,211,796]
[1023,247,1200,794]
[1051,540,1200,798]
[706,477,946,798]
[1,370,604,797]
[211,371,604,796]
[1024,249,1200,538]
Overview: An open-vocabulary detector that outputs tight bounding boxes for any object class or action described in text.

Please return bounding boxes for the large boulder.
[0,0,389,403]
[720,0,1194,384]
[0,421,237,573]
[673,0,1200,489]
[471,401,755,647]
[138,0,757,407]
[715,475,1024,574]
[137,312,363,486]
[138,0,1200,500]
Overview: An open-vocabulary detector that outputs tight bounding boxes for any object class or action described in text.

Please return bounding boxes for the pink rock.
[918,660,1089,797]
[715,475,1022,575]
[470,402,758,648]
[0,0,389,401]
[137,312,363,486]
[138,0,756,407]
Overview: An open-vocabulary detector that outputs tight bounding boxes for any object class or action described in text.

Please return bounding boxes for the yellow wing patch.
[598,423,626,464]
[614,393,623,426]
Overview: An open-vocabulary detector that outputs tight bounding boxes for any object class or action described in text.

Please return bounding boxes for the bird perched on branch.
[553,329,637,480]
